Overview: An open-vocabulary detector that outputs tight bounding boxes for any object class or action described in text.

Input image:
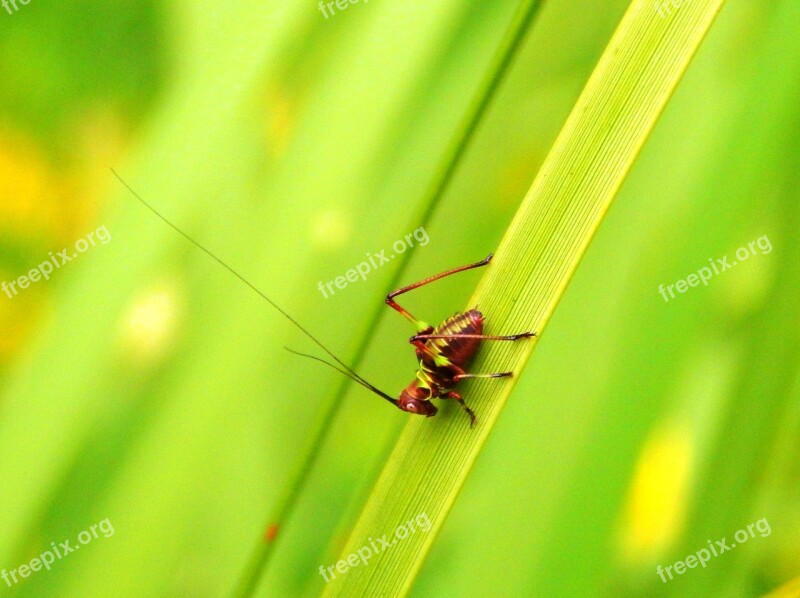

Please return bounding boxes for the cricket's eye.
[401,399,421,413]
[402,398,437,417]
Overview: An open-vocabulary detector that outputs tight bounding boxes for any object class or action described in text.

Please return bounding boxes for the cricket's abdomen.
[428,309,484,369]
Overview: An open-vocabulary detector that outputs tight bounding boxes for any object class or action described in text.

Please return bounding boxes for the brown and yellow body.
[416,309,484,393]
[395,309,486,421]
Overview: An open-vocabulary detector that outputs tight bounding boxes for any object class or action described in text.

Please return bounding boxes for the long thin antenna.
[111,168,397,405]
[283,348,397,405]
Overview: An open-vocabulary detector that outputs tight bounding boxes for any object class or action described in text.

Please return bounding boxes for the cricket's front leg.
[410,334,437,362]
[442,390,477,428]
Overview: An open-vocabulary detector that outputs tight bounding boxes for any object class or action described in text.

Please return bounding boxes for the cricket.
[113,170,535,427]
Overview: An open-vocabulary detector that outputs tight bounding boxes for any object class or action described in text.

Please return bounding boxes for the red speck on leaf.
[264,524,279,542]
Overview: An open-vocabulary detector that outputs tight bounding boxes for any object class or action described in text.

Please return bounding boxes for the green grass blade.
[323,0,727,595]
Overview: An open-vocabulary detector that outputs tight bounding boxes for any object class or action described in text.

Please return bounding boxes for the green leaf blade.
[323,1,727,595]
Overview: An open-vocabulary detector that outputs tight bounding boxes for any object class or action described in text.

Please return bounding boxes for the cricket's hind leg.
[386,254,493,330]
[411,331,536,342]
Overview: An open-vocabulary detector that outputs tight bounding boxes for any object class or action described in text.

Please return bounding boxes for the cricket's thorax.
[416,309,484,392]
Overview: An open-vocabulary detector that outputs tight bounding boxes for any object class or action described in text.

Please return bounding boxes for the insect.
[113,170,535,427]
[382,255,535,426]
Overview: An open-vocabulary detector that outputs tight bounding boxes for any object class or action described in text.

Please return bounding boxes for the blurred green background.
[0,1,798,596]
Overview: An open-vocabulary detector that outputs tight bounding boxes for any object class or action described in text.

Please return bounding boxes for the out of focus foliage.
[0,1,797,597]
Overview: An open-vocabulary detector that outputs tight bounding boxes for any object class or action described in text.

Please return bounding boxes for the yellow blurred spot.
[0,129,68,240]
[0,270,41,362]
[118,282,183,365]
[264,87,296,157]
[764,575,800,598]
[0,115,125,365]
[310,209,351,250]
[619,420,693,563]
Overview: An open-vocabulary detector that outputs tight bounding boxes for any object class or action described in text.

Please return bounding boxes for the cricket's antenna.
[111,168,396,402]
[283,348,398,405]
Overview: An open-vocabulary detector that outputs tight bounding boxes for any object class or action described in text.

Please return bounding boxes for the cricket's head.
[398,386,438,418]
